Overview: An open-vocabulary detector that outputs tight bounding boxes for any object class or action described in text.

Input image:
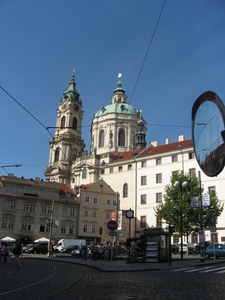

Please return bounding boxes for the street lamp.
[174,180,188,260]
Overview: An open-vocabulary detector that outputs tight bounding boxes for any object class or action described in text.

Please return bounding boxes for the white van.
[53,239,86,252]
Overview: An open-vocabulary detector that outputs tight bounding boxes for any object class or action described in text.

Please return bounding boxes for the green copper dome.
[95,102,139,117]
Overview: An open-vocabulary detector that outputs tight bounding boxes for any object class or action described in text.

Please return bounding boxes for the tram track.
[0,258,94,299]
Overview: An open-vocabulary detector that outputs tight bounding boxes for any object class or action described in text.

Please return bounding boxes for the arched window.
[82,167,87,179]
[123,183,128,198]
[72,117,77,130]
[54,147,60,162]
[99,129,104,148]
[118,129,125,146]
[61,116,66,128]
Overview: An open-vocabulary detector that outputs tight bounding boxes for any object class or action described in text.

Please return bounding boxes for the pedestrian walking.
[13,243,22,265]
[98,244,104,260]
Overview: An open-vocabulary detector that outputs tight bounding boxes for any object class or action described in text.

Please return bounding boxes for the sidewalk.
[23,253,225,272]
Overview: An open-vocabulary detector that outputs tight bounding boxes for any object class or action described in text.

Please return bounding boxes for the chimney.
[178,135,185,142]
[165,138,170,144]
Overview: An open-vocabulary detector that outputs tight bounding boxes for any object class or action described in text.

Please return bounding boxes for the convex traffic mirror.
[192,91,225,177]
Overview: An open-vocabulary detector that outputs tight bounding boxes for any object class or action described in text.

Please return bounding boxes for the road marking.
[199,266,225,273]
[185,266,215,273]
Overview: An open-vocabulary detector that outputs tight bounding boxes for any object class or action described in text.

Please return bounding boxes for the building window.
[123,183,128,198]
[172,170,178,177]
[93,211,97,218]
[99,129,104,147]
[62,207,68,216]
[101,169,105,175]
[107,199,110,205]
[82,167,87,179]
[156,193,162,203]
[40,222,50,233]
[156,217,162,228]
[84,210,88,216]
[141,161,147,168]
[92,225,96,233]
[2,219,14,230]
[83,224,88,232]
[128,164,132,170]
[85,197,90,203]
[54,147,60,162]
[141,176,147,185]
[113,200,117,206]
[70,208,75,217]
[61,116,66,128]
[172,155,177,162]
[110,167,113,173]
[141,194,146,204]
[208,186,216,194]
[61,225,66,234]
[192,233,198,244]
[140,216,146,228]
[21,221,32,231]
[69,225,74,234]
[156,158,161,165]
[72,117,77,130]
[189,168,196,177]
[189,152,195,159]
[106,212,110,219]
[41,205,51,214]
[118,166,122,172]
[93,197,98,204]
[156,173,162,184]
[118,129,125,146]
[3,201,16,211]
[23,203,35,213]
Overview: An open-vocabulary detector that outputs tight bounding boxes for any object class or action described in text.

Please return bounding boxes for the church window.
[61,116,66,128]
[82,167,87,179]
[99,130,104,148]
[72,117,77,130]
[118,129,125,146]
[54,147,60,162]
[123,183,128,198]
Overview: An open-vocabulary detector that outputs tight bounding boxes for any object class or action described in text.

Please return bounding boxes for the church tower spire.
[45,71,85,183]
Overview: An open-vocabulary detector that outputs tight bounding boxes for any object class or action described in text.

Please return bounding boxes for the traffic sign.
[107,220,117,231]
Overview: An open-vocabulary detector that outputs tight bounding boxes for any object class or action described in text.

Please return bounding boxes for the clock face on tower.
[126,209,134,219]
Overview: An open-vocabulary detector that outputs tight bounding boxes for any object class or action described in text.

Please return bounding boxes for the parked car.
[171,244,179,254]
[117,246,126,255]
[205,244,225,259]
[8,244,16,253]
[22,244,34,253]
[61,245,79,254]
[177,243,195,254]
[71,248,82,257]
[194,241,211,254]
[26,243,48,254]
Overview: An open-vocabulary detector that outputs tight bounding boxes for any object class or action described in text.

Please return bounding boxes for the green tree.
[155,171,223,240]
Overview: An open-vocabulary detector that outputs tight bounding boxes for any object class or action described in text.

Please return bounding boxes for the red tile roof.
[109,139,193,163]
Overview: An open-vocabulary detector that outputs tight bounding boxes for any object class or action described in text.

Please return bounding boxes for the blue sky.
[1,0,225,180]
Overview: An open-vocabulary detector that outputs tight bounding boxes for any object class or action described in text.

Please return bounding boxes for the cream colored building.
[0,175,79,244]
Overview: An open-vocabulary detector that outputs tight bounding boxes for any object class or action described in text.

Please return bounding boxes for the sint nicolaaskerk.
[44,72,225,243]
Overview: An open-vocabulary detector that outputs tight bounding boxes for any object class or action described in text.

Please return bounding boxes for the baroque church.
[45,72,147,188]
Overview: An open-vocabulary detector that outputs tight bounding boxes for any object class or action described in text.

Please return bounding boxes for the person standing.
[13,243,22,265]
[3,243,9,262]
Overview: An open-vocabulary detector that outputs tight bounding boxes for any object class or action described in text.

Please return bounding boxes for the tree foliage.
[155,171,224,238]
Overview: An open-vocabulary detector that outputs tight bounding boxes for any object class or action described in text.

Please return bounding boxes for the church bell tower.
[45,71,85,183]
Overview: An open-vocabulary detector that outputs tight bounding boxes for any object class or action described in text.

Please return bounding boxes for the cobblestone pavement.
[1,254,225,300]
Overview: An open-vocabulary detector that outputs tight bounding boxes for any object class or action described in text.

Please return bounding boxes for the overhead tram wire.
[129,0,167,105]
[0,86,71,164]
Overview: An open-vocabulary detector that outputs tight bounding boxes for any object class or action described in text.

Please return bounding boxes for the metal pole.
[198,171,203,230]
[180,184,183,261]
[48,199,54,257]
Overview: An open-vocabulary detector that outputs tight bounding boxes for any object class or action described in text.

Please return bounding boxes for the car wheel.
[205,253,210,259]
